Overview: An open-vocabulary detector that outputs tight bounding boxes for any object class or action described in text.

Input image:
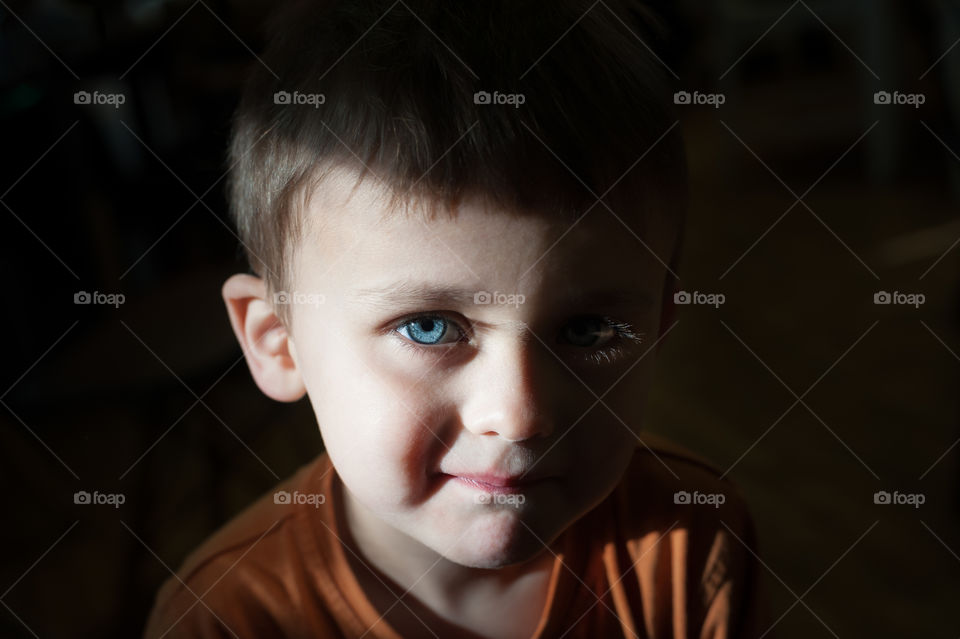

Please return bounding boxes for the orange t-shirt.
[144,433,768,638]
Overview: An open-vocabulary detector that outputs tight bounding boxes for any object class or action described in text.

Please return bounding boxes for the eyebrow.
[349,280,653,311]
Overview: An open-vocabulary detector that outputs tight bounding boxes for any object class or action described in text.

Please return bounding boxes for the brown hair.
[227,0,687,324]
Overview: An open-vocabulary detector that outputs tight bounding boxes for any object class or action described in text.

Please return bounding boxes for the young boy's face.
[240,169,673,569]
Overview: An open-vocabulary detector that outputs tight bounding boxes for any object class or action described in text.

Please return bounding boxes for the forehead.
[298,168,671,296]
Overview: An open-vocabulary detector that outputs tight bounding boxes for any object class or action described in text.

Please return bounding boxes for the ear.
[222,274,306,402]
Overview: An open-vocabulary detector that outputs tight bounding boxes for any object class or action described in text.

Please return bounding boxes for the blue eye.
[396,315,462,345]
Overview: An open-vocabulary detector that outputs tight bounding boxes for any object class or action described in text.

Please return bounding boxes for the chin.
[436,515,558,569]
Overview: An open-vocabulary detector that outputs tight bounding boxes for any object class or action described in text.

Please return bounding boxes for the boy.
[145,0,767,637]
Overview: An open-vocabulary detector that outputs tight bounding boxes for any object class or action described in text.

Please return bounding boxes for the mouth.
[442,472,546,495]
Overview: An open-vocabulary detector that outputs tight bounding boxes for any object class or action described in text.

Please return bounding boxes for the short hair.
[227,0,687,324]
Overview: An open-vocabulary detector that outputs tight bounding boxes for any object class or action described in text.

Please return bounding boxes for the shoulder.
[616,431,755,532]
[144,454,332,638]
[614,432,758,558]
[609,433,765,635]
[176,454,325,581]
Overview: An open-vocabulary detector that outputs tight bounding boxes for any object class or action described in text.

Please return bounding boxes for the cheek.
[298,333,448,505]
[557,364,653,486]
[556,425,637,518]
[602,354,656,419]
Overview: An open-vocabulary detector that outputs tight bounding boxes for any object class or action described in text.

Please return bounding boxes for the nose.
[460,334,556,441]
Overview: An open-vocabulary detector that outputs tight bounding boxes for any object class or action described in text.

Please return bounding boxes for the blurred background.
[0,0,958,637]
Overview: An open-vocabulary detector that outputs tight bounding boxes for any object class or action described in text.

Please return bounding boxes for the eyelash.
[390,313,644,365]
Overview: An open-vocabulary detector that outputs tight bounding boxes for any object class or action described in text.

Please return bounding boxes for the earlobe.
[222,274,307,402]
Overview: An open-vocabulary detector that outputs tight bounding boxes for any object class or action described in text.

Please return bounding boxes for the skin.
[222,168,676,638]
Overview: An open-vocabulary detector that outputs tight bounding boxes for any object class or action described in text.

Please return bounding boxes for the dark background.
[1,0,958,637]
